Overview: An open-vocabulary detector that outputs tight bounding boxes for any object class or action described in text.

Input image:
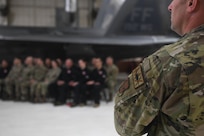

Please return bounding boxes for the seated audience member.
[53,58,78,106]
[15,56,34,101]
[4,58,23,100]
[34,60,61,103]
[0,59,10,99]
[88,57,96,71]
[88,57,107,107]
[30,58,47,102]
[105,56,119,102]
[70,59,92,107]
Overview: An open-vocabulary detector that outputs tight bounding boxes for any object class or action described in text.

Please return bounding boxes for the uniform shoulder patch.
[118,78,130,96]
[132,65,145,89]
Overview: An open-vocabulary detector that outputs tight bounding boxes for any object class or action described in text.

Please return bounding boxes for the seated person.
[0,59,10,99]
[4,58,23,100]
[15,56,34,101]
[70,59,92,107]
[88,57,107,107]
[33,60,61,103]
[53,58,78,106]
[105,56,119,102]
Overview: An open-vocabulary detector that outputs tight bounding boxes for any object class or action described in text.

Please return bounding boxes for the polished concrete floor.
[0,100,118,136]
[0,100,148,136]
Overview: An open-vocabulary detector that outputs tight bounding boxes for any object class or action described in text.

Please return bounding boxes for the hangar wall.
[9,0,63,27]
[0,0,102,28]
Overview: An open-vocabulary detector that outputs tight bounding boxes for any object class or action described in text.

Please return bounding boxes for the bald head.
[25,56,33,66]
[168,0,204,36]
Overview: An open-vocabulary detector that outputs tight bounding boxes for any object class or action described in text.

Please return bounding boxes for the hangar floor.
[0,100,148,136]
[0,100,117,136]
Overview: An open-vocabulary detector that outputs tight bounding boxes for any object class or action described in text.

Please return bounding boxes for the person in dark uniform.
[70,59,92,107]
[88,57,107,107]
[0,59,10,99]
[53,58,78,106]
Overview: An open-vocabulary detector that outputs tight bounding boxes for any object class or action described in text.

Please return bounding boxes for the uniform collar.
[182,24,204,38]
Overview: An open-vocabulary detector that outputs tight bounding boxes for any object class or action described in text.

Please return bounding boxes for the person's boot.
[29,96,34,102]
[14,96,20,101]
[34,97,39,103]
[2,92,8,100]
[21,96,27,102]
[54,101,64,106]
[8,95,14,100]
[93,103,100,108]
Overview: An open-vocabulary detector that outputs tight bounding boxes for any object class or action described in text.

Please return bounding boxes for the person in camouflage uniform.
[30,58,47,102]
[114,0,204,135]
[34,60,61,103]
[105,56,119,102]
[4,58,23,99]
[15,56,34,101]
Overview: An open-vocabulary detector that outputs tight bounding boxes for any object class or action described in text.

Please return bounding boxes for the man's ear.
[187,0,198,12]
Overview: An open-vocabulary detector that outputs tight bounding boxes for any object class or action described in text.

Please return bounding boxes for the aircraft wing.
[0,34,178,46]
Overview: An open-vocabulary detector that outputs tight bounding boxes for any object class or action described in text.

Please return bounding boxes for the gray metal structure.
[95,0,172,35]
[0,0,179,61]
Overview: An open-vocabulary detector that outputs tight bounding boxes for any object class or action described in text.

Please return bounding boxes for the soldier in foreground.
[114,0,204,135]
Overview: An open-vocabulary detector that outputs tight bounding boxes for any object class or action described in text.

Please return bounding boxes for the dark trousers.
[73,84,92,104]
[92,85,104,104]
[0,84,2,98]
[48,82,56,98]
[54,84,73,103]
[0,82,5,99]
[81,84,92,104]
[72,85,80,104]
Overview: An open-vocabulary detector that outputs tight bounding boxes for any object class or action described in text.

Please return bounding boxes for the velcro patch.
[118,78,130,96]
[132,65,145,89]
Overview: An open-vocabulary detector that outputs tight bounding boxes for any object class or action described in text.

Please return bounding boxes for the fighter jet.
[0,0,178,60]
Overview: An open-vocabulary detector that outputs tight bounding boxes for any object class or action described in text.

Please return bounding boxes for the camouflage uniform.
[105,64,119,101]
[35,67,61,100]
[4,64,23,97]
[15,65,34,100]
[114,25,204,136]
[30,65,47,100]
